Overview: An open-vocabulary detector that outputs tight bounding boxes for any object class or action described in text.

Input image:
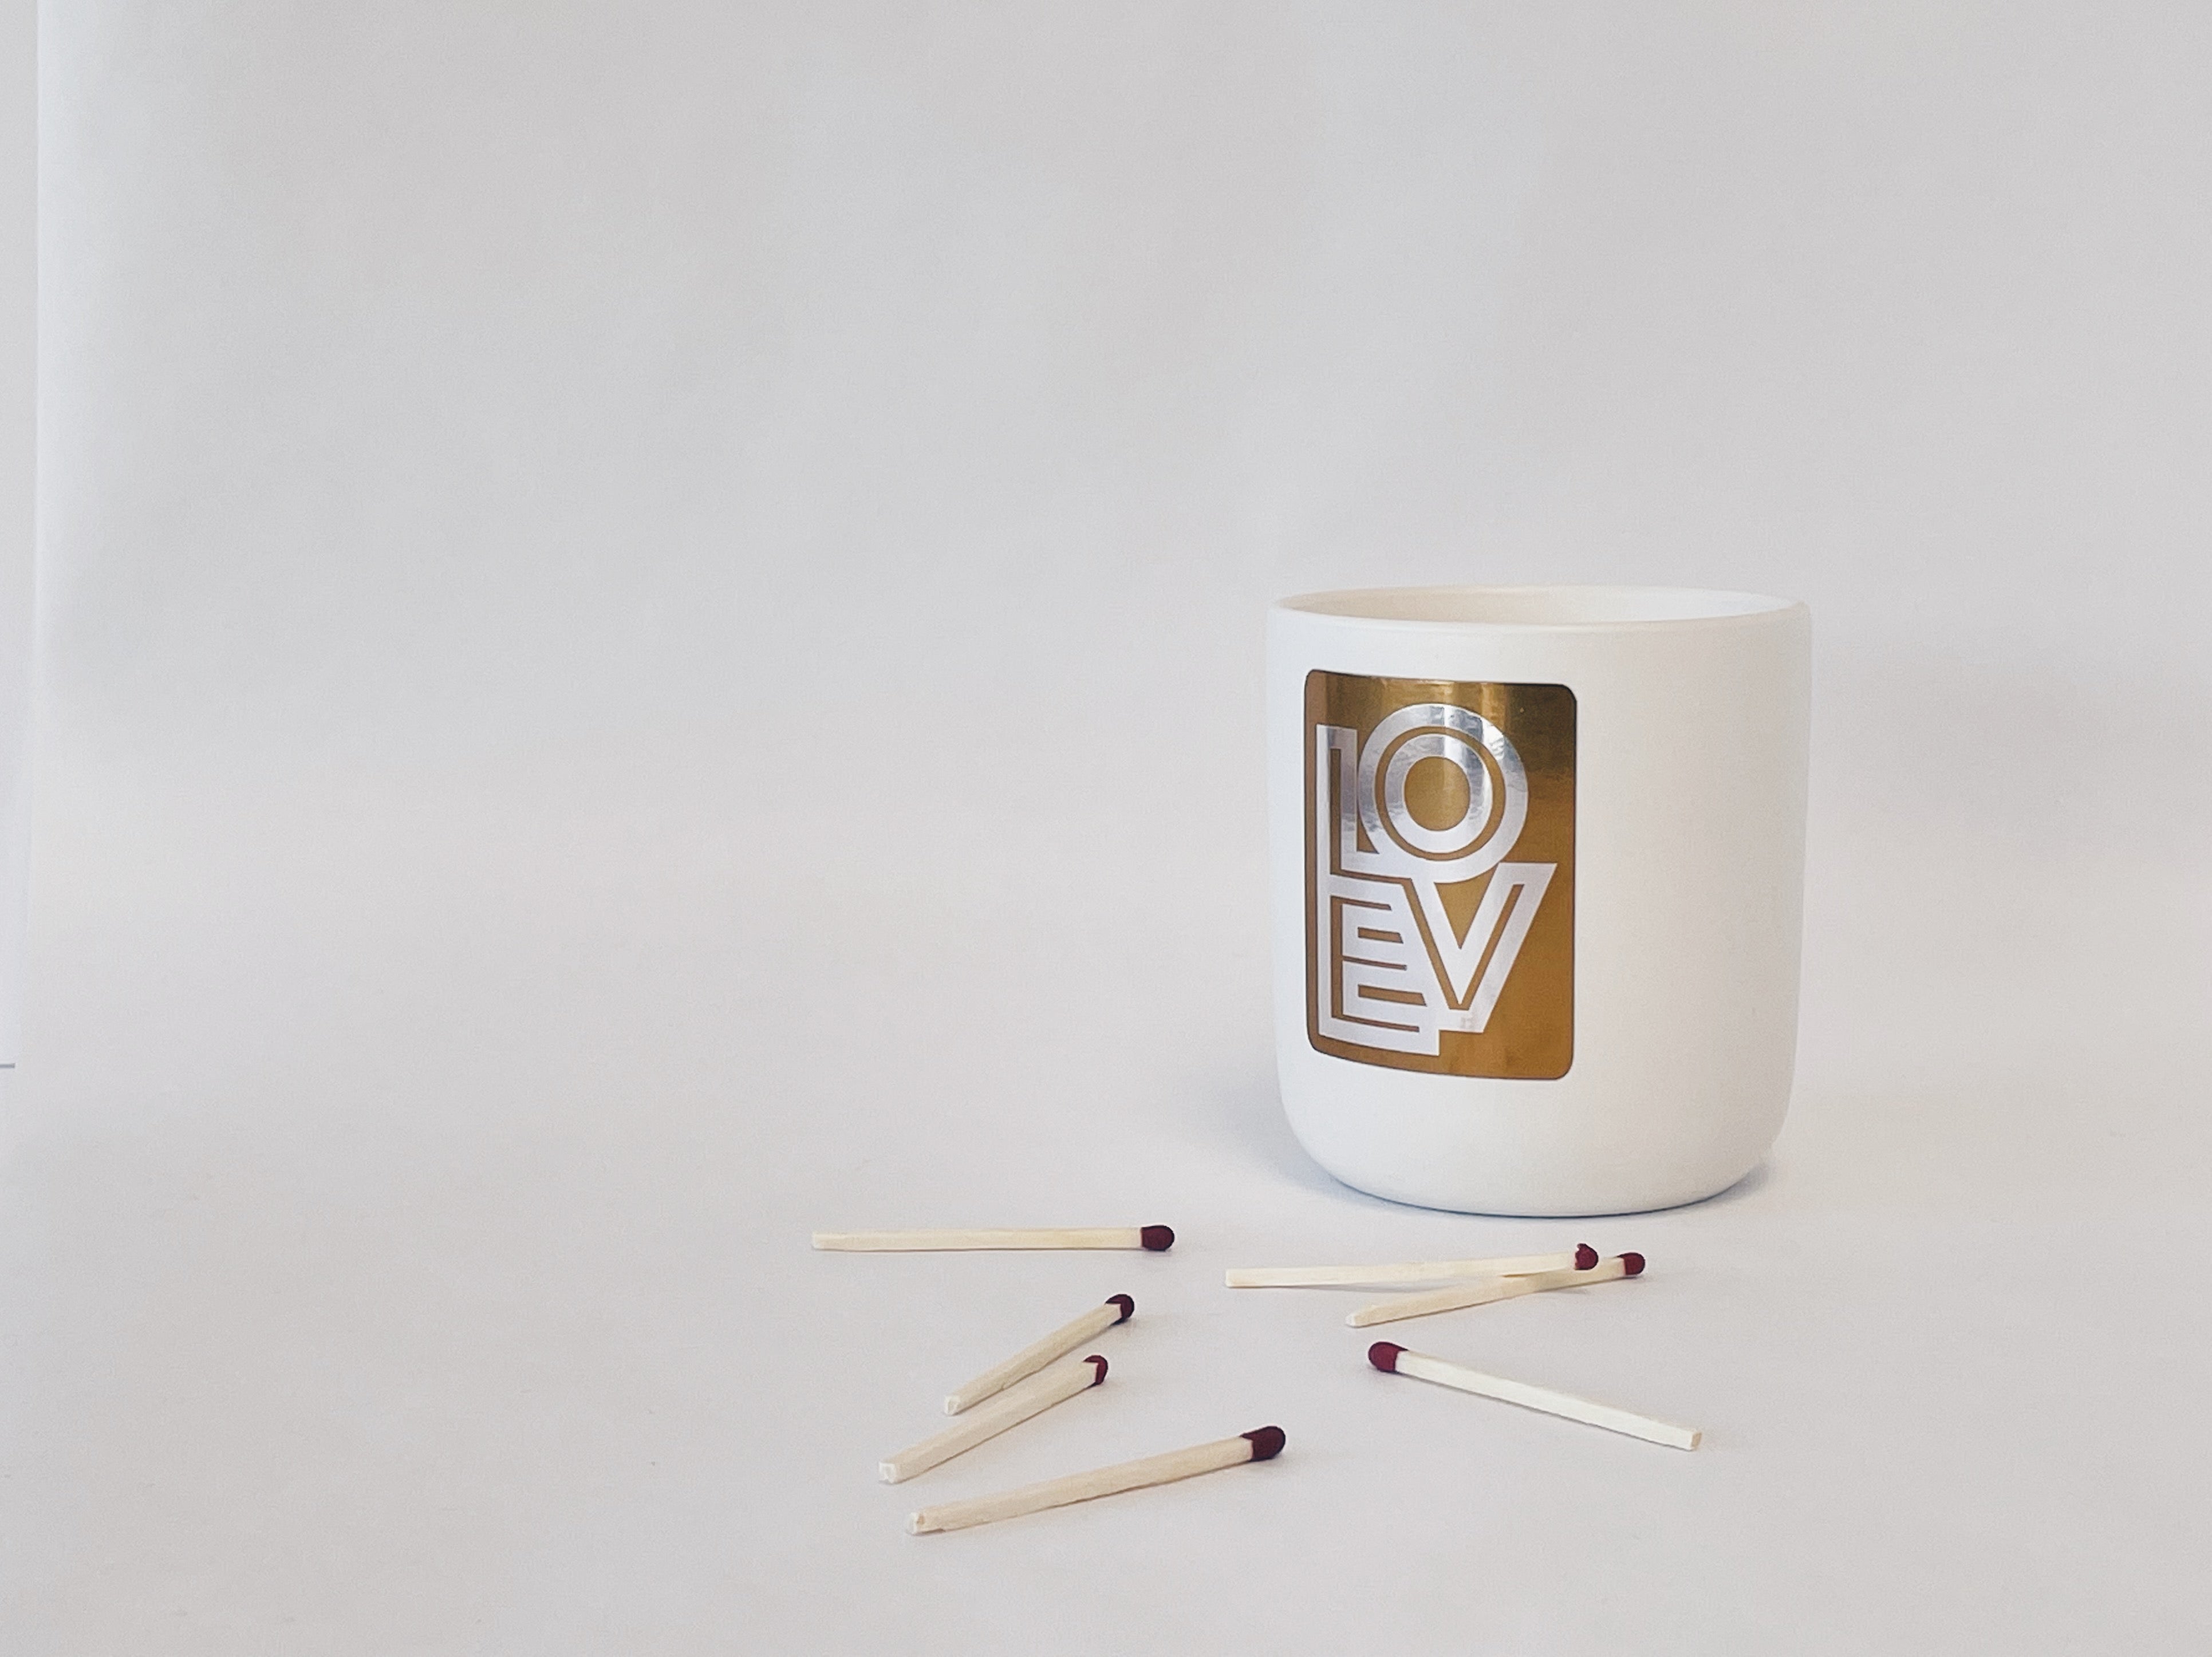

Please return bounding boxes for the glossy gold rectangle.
[1304,673,1575,1079]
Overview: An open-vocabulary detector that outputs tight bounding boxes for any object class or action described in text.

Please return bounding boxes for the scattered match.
[1368,1341,1700,1450]
[944,1293,1135,1415]
[1346,1252,1645,1328]
[881,1355,1107,1484]
[1226,1244,1598,1289]
[813,1226,1174,1253]
[907,1426,1287,1534]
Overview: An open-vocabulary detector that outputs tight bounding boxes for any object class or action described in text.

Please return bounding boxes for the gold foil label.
[1304,673,1575,1078]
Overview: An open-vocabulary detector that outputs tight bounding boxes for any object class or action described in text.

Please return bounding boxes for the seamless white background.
[7,5,2211,1652]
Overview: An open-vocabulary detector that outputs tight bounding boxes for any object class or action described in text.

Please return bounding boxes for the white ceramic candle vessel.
[1268,585,1811,1216]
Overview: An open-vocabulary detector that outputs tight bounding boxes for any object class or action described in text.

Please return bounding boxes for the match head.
[1139,1225,1176,1252]
[1367,1340,1405,1373]
[1085,1354,1109,1385]
[1106,1293,1135,1321]
[1622,1252,1647,1276]
[1241,1426,1287,1461]
[1574,1243,1600,1270]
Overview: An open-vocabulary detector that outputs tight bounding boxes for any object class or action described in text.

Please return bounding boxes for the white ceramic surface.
[1269,585,1812,1215]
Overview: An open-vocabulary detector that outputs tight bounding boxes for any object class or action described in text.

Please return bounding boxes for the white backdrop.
[0,0,29,1066]
[9,5,2211,1652]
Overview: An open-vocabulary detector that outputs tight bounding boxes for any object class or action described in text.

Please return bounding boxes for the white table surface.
[3,674,2206,1652]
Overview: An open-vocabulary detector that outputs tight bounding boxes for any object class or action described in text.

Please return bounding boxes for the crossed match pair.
[1226,1242,1646,1326]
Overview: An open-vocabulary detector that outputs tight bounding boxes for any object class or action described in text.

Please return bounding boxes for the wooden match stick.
[944,1294,1135,1415]
[1368,1341,1700,1450]
[907,1426,1286,1534]
[882,1356,1108,1484]
[1346,1252,1644,1328]
[1226,1244,1598,1289]
[813,1226,1174,1253]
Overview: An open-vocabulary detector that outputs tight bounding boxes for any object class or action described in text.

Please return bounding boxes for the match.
[908,1426,1287,1534]
[1226,1244,1598,1289]
[813,1226,1174,1253]
[944,1293,1135,1415]
[1346,1252,1645,1328]
[882,1355,1107,1484]
[1368,1341,1700,1450]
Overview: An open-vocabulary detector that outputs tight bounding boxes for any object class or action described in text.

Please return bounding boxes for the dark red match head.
[1106,1293,1135,1321]
[1622,1252,1646,1276]
[1085,1354,1109,1385]
[1574,1243,1600,1271]
[1367,1341,1405,1373]
[1241,1426,1287,1461]
[1139,1225,1175,1252]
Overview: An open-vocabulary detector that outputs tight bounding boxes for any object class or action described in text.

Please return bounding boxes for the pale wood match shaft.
[882,1356,1105,1484]
[944,1295,1133,1415]
[1227,1248,1590,1289]
[1347,1253,1641,1328]
[813,1226,1172,1252]
[1375,1344,1700,1450]
[907,1428,1284,1534]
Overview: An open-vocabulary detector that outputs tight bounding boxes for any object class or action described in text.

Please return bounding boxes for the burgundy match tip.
[1367,1341,1405,1373]
[1241,1426,1287,1461]
[1622,1252,1646,1276]
[1139,1225,1175,1252]
[1106,1293,1135,1321]
[1085,1354,1109,1384]
[1574,1243,1600,1271]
